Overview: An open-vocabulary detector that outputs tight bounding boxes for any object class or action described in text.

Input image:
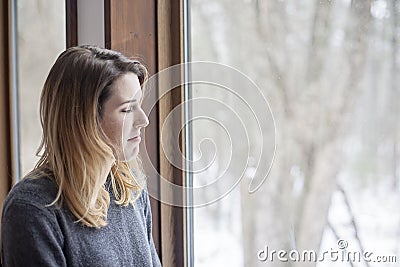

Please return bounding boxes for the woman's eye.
[122,106,134,113]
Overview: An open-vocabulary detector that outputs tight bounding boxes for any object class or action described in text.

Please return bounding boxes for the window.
[189,0,400,266]
[16,0,66,179]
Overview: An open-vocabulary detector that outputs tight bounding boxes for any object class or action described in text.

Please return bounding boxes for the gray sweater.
[1,176,162,267]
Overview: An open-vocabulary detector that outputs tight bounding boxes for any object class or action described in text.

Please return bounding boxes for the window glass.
[17,0,66,176]
[190,0,400,266]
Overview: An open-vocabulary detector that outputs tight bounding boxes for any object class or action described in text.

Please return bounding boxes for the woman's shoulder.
[2,175,58,214]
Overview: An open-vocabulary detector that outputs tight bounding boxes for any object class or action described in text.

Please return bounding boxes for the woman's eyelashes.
[122,105,135,113]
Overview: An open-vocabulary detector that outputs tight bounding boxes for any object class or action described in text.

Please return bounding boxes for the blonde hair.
[29,45,149,228]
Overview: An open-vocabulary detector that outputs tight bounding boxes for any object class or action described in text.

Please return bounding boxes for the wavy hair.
[29,45,148,228]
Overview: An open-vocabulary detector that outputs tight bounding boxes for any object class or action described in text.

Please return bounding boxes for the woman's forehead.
[112,73,142,101]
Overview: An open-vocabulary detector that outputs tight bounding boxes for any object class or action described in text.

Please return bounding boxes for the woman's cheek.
[107,119,124,145]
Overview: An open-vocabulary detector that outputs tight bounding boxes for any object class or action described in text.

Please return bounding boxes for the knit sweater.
[1,176,162,267]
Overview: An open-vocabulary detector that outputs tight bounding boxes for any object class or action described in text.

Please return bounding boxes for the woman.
[1,45,162,266]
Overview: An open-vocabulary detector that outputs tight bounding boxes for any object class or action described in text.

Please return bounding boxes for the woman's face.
[100,73,149,162]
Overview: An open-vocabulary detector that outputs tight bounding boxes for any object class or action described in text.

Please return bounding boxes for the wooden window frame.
[0,0,12,203]
[0,0,14,261]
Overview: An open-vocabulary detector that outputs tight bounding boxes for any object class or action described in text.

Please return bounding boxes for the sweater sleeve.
[1,200,67,267]
[143,191,162,267]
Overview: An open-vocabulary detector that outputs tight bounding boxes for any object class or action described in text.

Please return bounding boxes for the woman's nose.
[135,108,149,128]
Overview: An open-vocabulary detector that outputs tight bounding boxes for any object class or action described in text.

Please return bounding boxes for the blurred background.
[16,0,399,266]
[191,0,400,266]
[17,0,65,176]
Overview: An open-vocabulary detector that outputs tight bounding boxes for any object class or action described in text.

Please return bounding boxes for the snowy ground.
[193,173,400,267]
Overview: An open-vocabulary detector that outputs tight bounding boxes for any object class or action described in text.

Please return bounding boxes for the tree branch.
[337,184,371,267]
[327,221,354,267]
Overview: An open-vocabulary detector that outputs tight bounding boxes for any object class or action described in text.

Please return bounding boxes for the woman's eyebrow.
[119,99,137,106]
